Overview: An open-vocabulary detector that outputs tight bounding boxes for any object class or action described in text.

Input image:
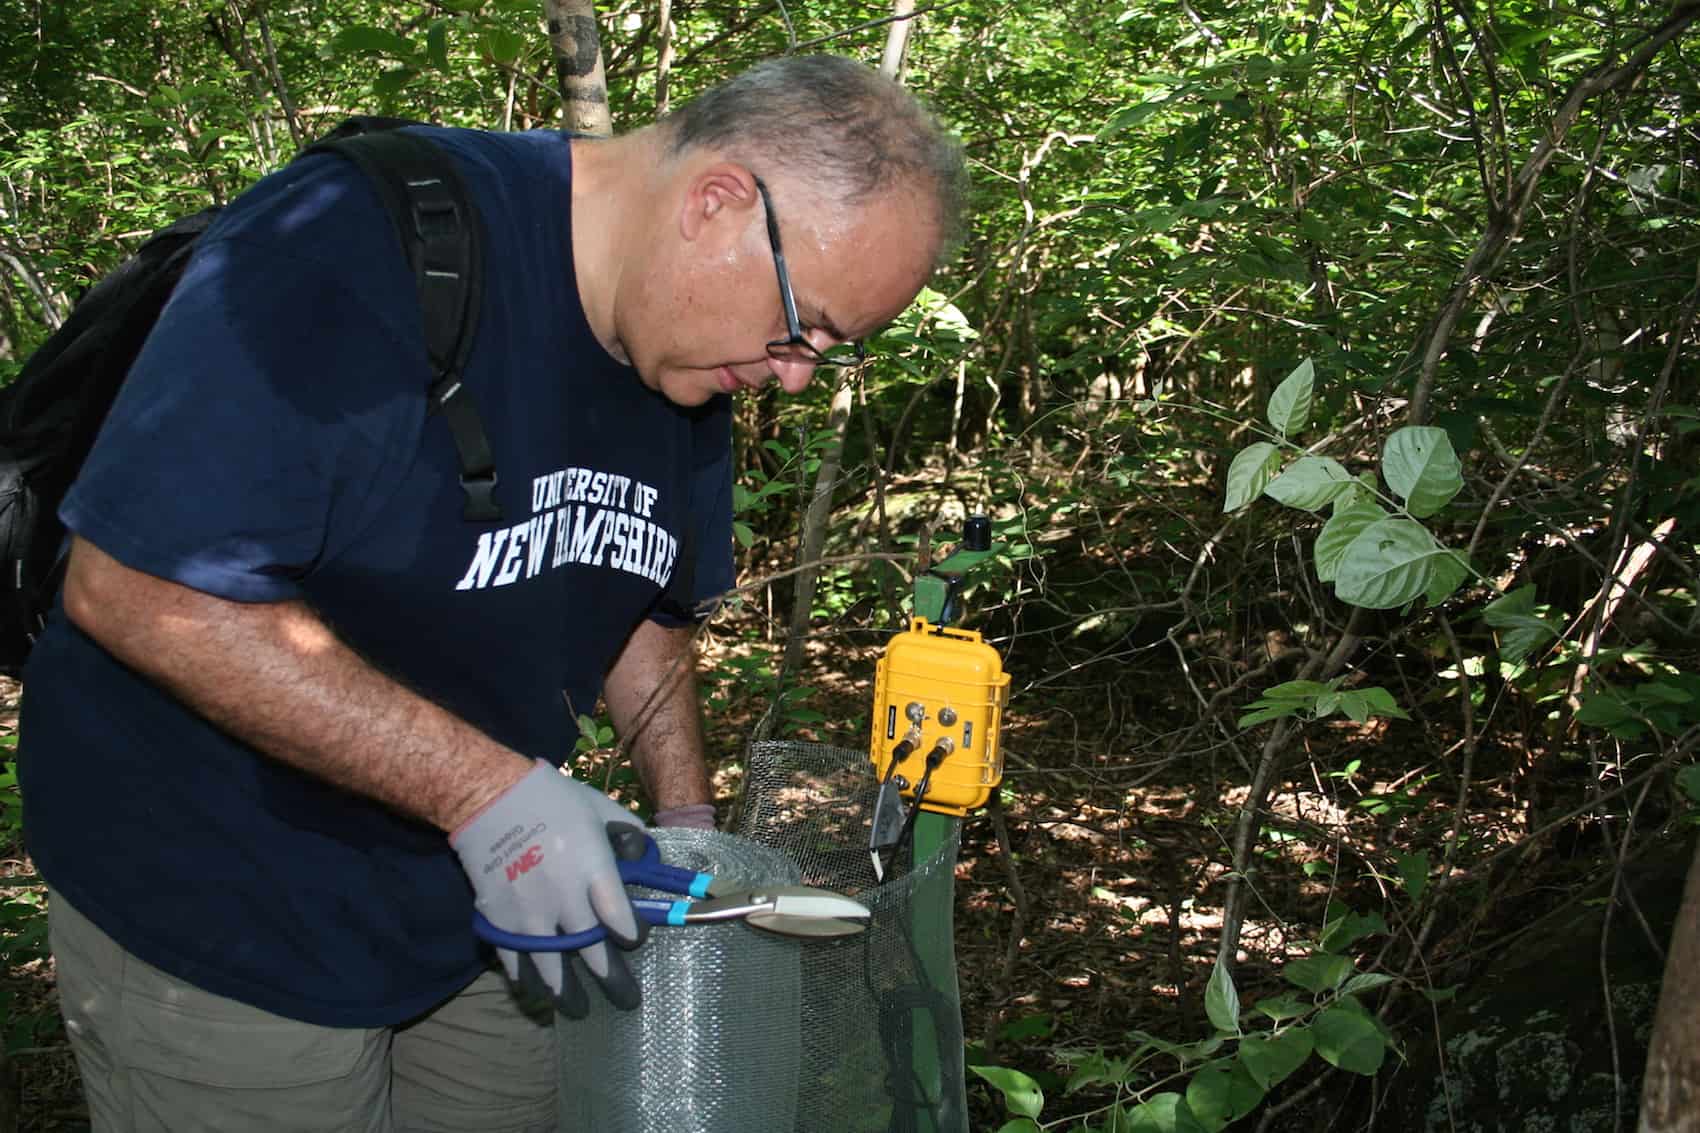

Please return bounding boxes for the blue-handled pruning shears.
[473,829,871,953]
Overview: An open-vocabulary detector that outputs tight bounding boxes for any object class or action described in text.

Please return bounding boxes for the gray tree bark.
[541,0,612,135]
[1640,836,1700,1131]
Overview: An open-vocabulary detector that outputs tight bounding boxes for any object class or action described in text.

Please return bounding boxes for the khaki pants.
[49,890,558,1132]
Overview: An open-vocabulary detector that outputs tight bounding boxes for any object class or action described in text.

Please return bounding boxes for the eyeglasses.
[753,176,866,369]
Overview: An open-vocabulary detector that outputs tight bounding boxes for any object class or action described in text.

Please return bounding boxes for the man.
[19,53,963,1131]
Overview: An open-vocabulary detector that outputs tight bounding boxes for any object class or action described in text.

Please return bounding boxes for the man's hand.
[451,761,647,1018]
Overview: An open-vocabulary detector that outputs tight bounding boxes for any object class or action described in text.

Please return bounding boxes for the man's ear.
[678,163,760,242]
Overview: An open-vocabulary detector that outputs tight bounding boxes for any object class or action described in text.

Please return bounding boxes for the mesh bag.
[558,742,967,1133]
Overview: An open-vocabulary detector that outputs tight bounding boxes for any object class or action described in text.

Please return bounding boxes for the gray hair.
[661,54,967,255]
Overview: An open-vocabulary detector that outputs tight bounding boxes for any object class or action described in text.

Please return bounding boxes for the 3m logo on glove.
[506,844,544,881]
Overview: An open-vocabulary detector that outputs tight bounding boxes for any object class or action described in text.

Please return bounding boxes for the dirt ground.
[0,615,1661,1131]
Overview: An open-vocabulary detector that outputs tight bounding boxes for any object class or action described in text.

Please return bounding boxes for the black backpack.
[0,116,504,678]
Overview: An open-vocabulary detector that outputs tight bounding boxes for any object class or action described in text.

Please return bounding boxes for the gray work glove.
[451,760,647,1018]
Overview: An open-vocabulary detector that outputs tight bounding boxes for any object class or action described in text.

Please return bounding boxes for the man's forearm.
[62,536,532,833]
[603,619,713,812]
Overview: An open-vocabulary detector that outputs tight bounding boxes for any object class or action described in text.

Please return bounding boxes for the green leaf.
[1206,959,1241,1034]
[1422,547,1470,607]
[1381,426,1463,518]
[1313,1005,1388,1074]
[1063,1050,1133,1094]
[1264,456,1354,512]
[1314,498,1387,582]
[1266,358,1316,436]
[426,20,451,70]
[1342,972,1397,997]
[1237,679,1333,728]
[1237,700,1303,728]
[1677,764,1700,805]
[1121,1092,1209,1133]
[1335,518,1454,609]
[1482,586,1563,663]
[998,1013,1055,1041]
[330,25,414,57]
[479,27,527,64]
[1237,1028,1314,1089]
[1394,850,1429,902]
[1574,691,1646,739]
[1183,1068,1229,1131]
[970,1066,1044,1119]
[1225,443,1281,512]
[1254,993,1309,1020]
[1099,99,1168,138]
[1284,953,1355,993]
[372,66,414,96]
[1319,906,1387,953]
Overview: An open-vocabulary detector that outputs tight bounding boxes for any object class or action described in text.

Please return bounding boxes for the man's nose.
[768,355,818,395]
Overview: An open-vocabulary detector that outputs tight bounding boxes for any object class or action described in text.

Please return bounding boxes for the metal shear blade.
[684,886,870,938]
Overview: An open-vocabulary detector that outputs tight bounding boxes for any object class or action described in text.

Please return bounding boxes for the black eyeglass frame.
[753,177,866,369]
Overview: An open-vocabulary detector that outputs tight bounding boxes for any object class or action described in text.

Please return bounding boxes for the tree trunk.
[654,0,677,115]
[1640,836,1700,1132]
[541,0,612,135]
[757,9,918,741]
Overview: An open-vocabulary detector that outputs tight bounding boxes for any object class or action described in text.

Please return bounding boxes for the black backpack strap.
[302,128,502,523]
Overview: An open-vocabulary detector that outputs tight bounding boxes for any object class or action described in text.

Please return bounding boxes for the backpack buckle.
[460,472,502,523]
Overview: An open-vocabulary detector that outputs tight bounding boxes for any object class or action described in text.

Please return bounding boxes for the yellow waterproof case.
[869,618,1010,815]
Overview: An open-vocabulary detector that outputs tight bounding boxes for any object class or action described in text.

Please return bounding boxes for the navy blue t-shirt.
[18,128,735,1026]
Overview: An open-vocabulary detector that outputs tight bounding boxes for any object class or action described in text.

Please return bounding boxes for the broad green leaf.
[479,27,527,64]
[1100,100,1168,138]
[1254,993,1308,1020]
[1342,972,1397,997]
[1641,681,1694,704]
[1677,765,1700,804]
[1225,443,1281,512]
[426,20,450,71]
[330,26,413,57]
[909,287,979,339]
[1313,1005,1388,1074]
[1237,1028,1313,1089]
[997,1013,1055,1042]
[1335,519,1453,609]
[1482,586,1563,663]
[1422,548,1471,607]
[1185,1064,1263,1131]
[1394,850,1429,902]
[1267,358,1316,436]
[1334,686,1409,724]
[1574,691,1646,739]
[1264,456,1354,512]
[1284,953,1354,993]
[1205,959,1241,1034]
[373,67,414,96]
[1237,700,1304,728]
[1063,1050,1133,1094]
[1261,680,1332,699]
[1121,1092,1208,1133]
[1314,498,1387,582]
[1381,426,1463,517]
[1238,679,1334,728]
[969,1066,1044,1118]
[1319,907,1387,953]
